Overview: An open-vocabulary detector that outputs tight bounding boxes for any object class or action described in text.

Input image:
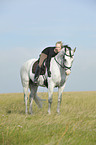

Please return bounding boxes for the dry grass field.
[0,91,96,145]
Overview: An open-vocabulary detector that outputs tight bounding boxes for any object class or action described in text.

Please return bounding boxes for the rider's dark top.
[42,47,58,70]
[42,47,57,57]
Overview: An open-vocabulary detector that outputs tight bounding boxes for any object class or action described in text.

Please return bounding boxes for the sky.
[0,0,96,93]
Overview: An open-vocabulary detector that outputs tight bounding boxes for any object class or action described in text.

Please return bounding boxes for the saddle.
[32,59,47,75]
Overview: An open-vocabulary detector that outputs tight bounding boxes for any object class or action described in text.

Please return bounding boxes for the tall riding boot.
[34,65,41,83]
[47,65,51,77]
[46,59,51,77]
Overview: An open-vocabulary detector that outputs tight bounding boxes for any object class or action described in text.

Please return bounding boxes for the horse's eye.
[64,59,66,62]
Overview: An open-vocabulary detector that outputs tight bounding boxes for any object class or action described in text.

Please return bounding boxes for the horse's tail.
[33,95,46,108]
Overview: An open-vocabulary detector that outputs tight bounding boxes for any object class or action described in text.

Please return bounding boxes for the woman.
[34,41,63,83]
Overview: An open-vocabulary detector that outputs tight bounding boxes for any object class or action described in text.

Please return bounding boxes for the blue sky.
[0,0,96,93]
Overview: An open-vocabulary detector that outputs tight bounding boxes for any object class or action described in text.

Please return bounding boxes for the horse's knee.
[58,94,62,103]
[24,94,28,103]
[58,98,62,104]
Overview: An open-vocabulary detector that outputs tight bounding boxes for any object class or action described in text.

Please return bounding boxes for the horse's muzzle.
[65,69,71,75]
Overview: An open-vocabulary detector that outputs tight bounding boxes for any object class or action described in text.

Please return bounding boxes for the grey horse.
[20,46,76,114]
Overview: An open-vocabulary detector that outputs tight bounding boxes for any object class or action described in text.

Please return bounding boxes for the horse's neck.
[55,48,64,63]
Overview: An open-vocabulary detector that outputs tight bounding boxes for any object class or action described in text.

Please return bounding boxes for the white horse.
[20,46,76,114]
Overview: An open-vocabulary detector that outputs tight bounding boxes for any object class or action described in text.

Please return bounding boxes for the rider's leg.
[34,65,41,82]
[46,58,51,77]
[34,53,47,82]
[39,53,47,67]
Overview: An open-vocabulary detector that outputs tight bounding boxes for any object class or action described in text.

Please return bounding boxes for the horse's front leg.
[48,82,54,114]
[57,84,66,113]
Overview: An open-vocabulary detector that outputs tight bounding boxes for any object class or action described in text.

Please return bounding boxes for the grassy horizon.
[0,91,96,145]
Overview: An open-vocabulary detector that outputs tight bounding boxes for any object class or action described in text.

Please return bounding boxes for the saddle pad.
[32,60,46,75]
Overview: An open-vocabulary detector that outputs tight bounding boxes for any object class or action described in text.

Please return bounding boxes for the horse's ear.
[73,47,76,53]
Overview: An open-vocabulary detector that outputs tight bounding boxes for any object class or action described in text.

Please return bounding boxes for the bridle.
[54,57,65,69]
[54,52,73,70]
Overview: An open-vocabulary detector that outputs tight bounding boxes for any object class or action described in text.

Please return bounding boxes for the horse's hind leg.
[29,81,38,114]
[29,93,33,114]
[23,83,29,114]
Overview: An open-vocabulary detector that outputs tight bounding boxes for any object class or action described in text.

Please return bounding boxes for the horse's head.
[63,46,76,76]
[55,45,76,76]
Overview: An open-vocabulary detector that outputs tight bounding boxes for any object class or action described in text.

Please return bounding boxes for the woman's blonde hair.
[55,41,63,48]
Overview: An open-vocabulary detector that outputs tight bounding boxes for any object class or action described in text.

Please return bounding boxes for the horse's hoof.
[48,110,51,115]
[57,110,60,114]
[57,111,60,115]
[29,110,32,115]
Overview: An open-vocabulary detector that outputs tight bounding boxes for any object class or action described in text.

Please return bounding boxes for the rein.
[54,57,65,68]
[54,53,72,70]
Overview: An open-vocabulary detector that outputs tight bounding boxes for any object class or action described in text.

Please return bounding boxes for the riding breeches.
[38,53,47,68]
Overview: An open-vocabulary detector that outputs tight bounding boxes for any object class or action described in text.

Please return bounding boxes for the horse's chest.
[58,79,65,87]
[54,73,66,87]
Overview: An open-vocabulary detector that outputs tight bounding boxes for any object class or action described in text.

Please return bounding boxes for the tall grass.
[0,92,96,145]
